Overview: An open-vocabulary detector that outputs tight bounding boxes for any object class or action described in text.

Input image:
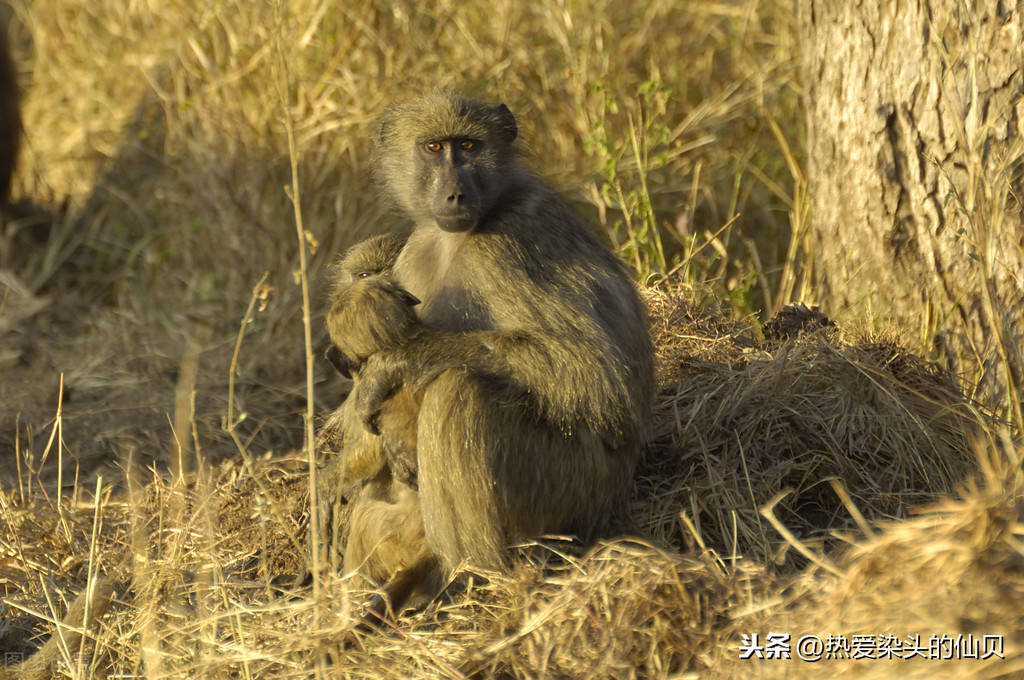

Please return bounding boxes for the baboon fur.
[316,234,434,608]
[323,234,422,486]
[350,92,655,584]
[1,25,21,208]
[317,398,436,613]
[339,467,438,612]
[325,234,421,378]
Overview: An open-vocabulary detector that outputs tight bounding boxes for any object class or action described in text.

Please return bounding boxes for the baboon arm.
[352,327,634,437]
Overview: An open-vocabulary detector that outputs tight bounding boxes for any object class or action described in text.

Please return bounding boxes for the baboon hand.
[352,353,404,434]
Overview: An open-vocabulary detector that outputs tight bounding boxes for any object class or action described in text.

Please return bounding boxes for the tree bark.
[798,0,1024,406]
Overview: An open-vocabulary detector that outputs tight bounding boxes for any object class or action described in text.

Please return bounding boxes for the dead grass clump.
[0,451,320,677]
[1,463,775,679]
[645,284,755,374]
[2,437,1018,678]
[713,434,1024,679]
[324,540,776,680]
[638,286,981,566]
[481,541,762,679]
[1,434,1016,679]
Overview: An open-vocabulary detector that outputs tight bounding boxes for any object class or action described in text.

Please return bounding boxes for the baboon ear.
[494,103,517,143]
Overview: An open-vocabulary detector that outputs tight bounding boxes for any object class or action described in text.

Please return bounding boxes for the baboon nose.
[446,191,464,204]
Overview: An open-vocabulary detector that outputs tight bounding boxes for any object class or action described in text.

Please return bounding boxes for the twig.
[760,490,842,577]
[272,0,323,640]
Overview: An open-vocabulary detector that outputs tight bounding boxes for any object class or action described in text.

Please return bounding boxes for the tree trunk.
[798,0,1024,408]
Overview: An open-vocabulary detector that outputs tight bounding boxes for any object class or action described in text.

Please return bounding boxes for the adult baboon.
[351,92,655,586]
[1,25,21,208]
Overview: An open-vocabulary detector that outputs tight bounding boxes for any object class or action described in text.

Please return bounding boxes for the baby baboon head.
[325,234,419,378]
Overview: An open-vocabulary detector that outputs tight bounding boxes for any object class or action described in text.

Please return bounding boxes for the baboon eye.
[425,141,443,153]
[460,140,475,151]
[357,271,373,279]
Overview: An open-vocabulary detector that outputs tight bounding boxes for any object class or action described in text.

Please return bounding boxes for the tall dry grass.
[3,0,799,465]
[1,0,1021,678]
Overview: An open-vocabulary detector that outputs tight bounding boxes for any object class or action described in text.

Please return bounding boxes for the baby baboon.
[1,26,21,208]
[321,233,422,487]
[317,234,433,612]
[339,468,439,615]
[316,396,437,615]
[352,93,655,586]
[325,233,420,378]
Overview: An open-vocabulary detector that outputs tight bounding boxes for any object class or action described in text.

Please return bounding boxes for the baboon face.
[377,93,519,233]
[412,136,494,232]
[325,233,418,379]
[332,234,406,288]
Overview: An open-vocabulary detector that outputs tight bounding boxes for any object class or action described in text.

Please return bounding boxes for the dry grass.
[639,287,980,567]
[715,432,1024,679]
[2,0,797,468]
[1,295,1018,678]
[1,0,1022,678]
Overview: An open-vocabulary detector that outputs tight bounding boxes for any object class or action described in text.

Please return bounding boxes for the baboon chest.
[394,231,492,332]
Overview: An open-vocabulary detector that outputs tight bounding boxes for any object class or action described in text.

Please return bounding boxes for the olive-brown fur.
[325,234,421,377]
[316,234,431,612]
[353,92,655,580]
[322,234,422,487]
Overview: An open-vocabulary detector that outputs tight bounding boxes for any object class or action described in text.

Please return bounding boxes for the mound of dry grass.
[2,290,1014,679]
[638,286,980,567]
[715,433,1024,679]
[1,435,1017,679]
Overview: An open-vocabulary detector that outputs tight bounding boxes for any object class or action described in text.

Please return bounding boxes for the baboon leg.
[417,369,631,574]
[380,553,441,612]
[342,480,439,613]
[343,481,420,583]
[360,553,441,628]
[316,395,391,569]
